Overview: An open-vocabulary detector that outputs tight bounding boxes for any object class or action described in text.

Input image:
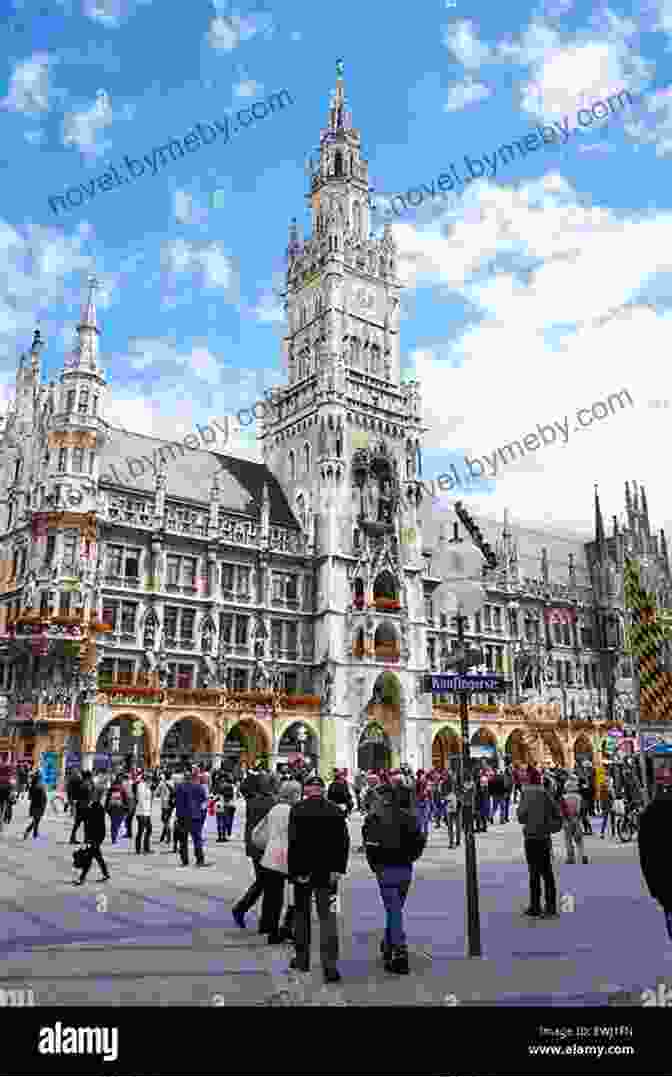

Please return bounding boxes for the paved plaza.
[0,797,669,1007]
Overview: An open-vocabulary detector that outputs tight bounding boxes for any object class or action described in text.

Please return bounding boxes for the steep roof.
[99,427,298,529]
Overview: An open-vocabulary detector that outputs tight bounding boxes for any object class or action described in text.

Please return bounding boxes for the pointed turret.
[594,484,606,551]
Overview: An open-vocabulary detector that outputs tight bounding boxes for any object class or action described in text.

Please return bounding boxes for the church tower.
[260,62,429,772]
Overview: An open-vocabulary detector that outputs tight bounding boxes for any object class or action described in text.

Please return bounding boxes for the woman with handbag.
[252,781,303,945]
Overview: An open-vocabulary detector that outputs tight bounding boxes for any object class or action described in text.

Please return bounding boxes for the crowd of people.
[3,750,670,984]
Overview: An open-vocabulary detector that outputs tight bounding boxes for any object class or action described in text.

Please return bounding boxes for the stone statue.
[254,660,270,690]
[201,622,214,654]
[21,570,37,613]
[157,650,170,688]
[322,668,334,709]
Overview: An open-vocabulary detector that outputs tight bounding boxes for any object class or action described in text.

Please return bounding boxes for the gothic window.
[66,389,76,411]
[335,151,343,176]
[288,450,295,481]
[72,447,84,473]
[78,389,89,414]
[350,338,360,368]
[296,492,305,529]
[58,448,67,473]
[353,201,362,237]
[303,443,310,475]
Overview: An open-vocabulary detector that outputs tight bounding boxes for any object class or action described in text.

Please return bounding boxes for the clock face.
[356,288,375,311]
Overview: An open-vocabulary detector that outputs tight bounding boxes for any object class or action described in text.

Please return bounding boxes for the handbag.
[72,845,91,870]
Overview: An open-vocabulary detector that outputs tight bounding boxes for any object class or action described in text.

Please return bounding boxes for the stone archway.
[159,715,215,767]
[95,714,151,771]
[432,725,462,772]
[224,718,271,769]
[471,726,498,764]
[573,733,594,767]
[540,729,566,767]
[277,719,320,766]
[358,721,391,772]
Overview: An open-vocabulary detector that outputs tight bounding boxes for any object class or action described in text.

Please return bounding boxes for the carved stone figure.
[21,570,37,613]
[322,668,334,709]
[201,622,214,654]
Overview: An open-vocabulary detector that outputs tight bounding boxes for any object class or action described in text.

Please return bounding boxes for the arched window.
[288,450,295,481]
[296,492,305,529]
[335,151,343,176]
[303,443,310,475]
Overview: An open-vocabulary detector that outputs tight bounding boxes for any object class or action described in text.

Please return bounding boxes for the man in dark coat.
[23,774,47,839]
[638,782,672,941]
[69,770,93,844]
[287,775,350,983]
[232,773,276,928]
[327,770,354,817]
[174,768,211,867]
[72,798,109,884]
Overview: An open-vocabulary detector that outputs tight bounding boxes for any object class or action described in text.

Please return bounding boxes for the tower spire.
[594,484,606,550]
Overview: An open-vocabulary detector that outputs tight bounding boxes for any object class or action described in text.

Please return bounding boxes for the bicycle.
[617,803,641,843]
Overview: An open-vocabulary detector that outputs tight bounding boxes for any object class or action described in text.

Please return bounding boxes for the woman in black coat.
[73,800,110,885]
[638,783,672,940]
[23,775,47,839]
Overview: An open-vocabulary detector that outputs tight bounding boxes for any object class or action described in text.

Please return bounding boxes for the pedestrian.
[638,780,672,942]
[362,782,426,975]
[231,773,277,928]
[389,768,416,813]
[578,774,593,835]
[104,774,128,843]
[72,796,110,885]
[23,773,47,839]
[415,770,431,837]
[135,773,154,854]
[501,766,513,822]
[253,780,302,944]
[122,773,136,839]
[353,770,367,813]
[357,772,383,852]
[69,770,92,844]
[287,775,350,983]
[599,779,616,840]
[327,769,354,817]
[560,778,588,864]
[489,770,506,824]
[446,786,460,848]
[517,767,563,917]
[215,771,236,842]
[157,774,174,844]
[174,768,212,868]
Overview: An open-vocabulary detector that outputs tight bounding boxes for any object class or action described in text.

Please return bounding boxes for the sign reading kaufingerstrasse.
[424,674,506,693]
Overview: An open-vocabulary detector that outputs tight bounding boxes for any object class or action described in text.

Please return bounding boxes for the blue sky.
[0,0,669,539]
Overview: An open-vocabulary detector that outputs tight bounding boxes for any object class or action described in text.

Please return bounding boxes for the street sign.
[425,674,506,694]
[131,721,143,738]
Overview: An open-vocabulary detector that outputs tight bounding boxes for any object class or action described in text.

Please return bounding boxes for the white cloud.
[207,10,273,52]
[442,21,494,69]
[82,0,152,28]
[160,238,239,296]
[61,89,116,159]
[444,81,491,111]
[234,77,262,98]
[1,53,53,114]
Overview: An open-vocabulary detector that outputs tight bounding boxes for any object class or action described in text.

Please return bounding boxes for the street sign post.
[424,674,506,694]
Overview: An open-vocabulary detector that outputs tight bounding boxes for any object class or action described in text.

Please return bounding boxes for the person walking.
[215,770,235,842]
[231,773,277,928]
[135,774,154,855]
[157,774,174,844]
[65,768,79,816]
[122,773,136,840]
[362,782,426,975]
[638,780,672,942]
[560,778,588,864]
[327,770,354,817]
[517,768,563,917]
[578,774,594,835]
[446,786,460,848]
[253,780,303,944]
[174,767,211,868]
[501,766,513,822]
[414,770,432,837]
[23,773,47,840]
[357,772,383,852]
[489,770,506,824]
[72,797,110,885]
[353,770,367,813]
[287,775,350,983]
[104,774,128,843]
[599,779,617,840]
[69,770,92,844]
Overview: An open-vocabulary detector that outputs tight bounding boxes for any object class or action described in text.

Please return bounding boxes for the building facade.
[0,66,669,780]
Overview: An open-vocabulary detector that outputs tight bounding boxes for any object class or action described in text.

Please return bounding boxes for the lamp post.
[439,530,487,959]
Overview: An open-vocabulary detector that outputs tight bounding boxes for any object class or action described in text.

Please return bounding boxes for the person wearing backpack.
[517,768,563,917]
[560,778,588,864]
[362,783,426,974]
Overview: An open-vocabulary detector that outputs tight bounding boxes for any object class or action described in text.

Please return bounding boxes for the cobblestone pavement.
[0,797,668,1007]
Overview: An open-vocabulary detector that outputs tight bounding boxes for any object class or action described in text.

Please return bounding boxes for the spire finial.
[336,58,344,79]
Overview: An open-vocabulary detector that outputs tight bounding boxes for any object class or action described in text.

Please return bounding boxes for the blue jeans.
[376,864,413,947]
[416,801,431,836]
[109,811,125,842]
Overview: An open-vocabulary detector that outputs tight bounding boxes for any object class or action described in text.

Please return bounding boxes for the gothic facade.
[0,67,669,778]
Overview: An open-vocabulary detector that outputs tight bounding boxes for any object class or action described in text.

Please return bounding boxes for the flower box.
[372,598,401,611]
[90,621,113,633]
[51,614,82,626]
[281,694,321,707]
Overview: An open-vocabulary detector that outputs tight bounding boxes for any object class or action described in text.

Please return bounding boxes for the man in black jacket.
[362,783,426,974]
[72,799,110,884]
[69,770,93,844]
[638,781,672,941]
[23,774,47,839]
[287,775,350,983]
[327,770,354,816]
[231,773,276,929]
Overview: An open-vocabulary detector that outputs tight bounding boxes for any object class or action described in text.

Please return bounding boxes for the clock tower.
[260,62,429,773]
